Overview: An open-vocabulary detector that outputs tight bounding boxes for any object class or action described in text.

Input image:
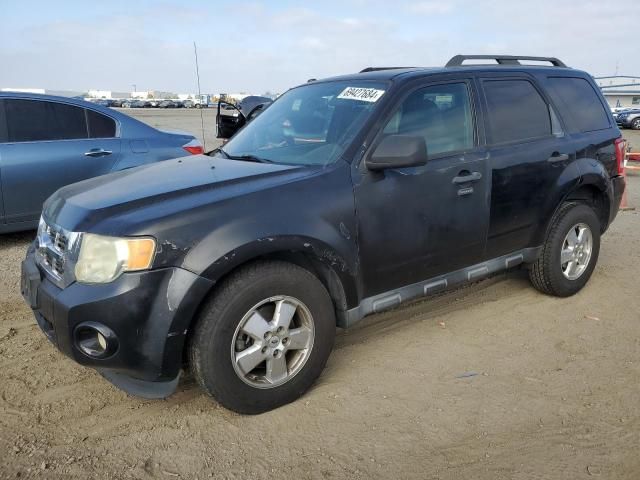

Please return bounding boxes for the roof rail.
[445,55,567,68]
[359,67,413,73]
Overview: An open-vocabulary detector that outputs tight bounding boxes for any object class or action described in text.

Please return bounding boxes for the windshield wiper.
[217,148,272,163]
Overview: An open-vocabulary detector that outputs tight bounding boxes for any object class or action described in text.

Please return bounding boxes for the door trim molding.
[339,247,541,328]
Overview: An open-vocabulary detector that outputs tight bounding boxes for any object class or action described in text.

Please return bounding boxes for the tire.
[529,202,601,297]
[632,118,640,130]
[189,261,336,414]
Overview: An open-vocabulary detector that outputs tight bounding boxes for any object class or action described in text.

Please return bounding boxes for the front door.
[354,79,490,298]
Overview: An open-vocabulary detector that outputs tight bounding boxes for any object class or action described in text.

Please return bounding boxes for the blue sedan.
[0,92,203,233]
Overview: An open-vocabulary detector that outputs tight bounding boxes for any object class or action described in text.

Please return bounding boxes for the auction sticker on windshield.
[337,87,385,103]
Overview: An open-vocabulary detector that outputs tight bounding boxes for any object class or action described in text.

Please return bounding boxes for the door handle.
[452,171,482,184]
[84,148,113,157]
[547,152,569,163]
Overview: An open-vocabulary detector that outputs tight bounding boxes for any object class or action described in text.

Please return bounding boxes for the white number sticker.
[337,87,385,103]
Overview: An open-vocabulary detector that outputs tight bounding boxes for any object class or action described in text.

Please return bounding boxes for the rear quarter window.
[483,79,551,144]
[87,109,117,138]
[545,77,610,133]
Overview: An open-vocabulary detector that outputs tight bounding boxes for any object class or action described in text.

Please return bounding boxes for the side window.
[382,82,474,157]
[87,110,116,138]
[483,79,551,144]
[5,99,87,142]
[546,77,610,132]
[0,100,7,143]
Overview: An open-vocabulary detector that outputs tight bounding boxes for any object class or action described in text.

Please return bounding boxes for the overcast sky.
[1,0,638,94]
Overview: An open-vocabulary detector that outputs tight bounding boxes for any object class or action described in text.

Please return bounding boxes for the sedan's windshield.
[220,81,388,166]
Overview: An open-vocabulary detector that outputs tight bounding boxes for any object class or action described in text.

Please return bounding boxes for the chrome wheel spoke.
[242,311,271,340]
[566,227,579,247]
[235,344,266,375]
[560,247,574,264]
[266,355,288,384]
[273,299,297,329]
[576,226,587,245]
[287,326,312,350]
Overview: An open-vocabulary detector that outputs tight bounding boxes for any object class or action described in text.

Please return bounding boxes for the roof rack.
[445,55,567,68]
[359,67,414,73]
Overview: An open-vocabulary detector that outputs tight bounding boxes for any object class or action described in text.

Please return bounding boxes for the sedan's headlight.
[75,234,156,284]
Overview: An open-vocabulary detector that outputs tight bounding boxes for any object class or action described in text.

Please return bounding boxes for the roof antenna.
[194,41,206,152]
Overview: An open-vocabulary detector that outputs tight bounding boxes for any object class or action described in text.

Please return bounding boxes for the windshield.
[220,81,388,166]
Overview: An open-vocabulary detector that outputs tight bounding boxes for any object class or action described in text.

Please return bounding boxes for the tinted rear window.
[483,79,551,144]
[546,77,610,132]
[5,99,88,142]
[87,109,116,138]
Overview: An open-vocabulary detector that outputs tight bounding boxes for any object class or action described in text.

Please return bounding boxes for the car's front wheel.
[189,261,335,414]
[529,202,601,297]
[632,118,640,130]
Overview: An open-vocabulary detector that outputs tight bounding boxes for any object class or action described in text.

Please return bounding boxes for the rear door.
[354,79,491,297]
[478,75,573,258]
[0,99,121,225]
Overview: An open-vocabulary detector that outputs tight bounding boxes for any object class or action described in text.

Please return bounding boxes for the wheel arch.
[183,237,359,334]
[533,158,613,247]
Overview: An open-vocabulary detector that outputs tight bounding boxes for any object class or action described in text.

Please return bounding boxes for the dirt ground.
[1,122,639,479]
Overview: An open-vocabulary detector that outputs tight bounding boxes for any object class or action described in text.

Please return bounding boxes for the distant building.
[595,76,640,108]
[1,87,84,98]
[87,90,131,99]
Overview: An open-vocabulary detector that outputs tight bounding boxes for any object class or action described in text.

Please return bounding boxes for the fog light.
[74,322,117,358]
[97,332,107,351]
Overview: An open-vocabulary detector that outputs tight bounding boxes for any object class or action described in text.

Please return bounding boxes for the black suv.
[21,55,626,414]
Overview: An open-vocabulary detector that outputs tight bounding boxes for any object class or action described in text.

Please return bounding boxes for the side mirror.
[366,134,427,171]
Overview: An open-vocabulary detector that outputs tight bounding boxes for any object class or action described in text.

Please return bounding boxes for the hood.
[43,155,305,233]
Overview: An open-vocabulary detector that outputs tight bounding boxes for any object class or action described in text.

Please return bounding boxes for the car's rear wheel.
[632,118,640,130]
[189,261,335,414]
[529,202,601,297]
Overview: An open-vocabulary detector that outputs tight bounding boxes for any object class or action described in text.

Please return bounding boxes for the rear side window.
[483,79,551,144]
[5,99,88,142]
[546,77,610,132]
[0,100,7,143]
[87,109,116,138]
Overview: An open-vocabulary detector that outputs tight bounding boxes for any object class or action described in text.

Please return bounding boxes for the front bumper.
[21,245,213,397]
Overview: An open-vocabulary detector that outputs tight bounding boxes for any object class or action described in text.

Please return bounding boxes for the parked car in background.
[158,100,177,108]
[0,92,204,232]
[216,95,273,138]
[92,99,113,107]
[183,100,195,108]
[21,55,625,414]
[616,109,640,129]
[110,99,125,108]
[131,100,152,108]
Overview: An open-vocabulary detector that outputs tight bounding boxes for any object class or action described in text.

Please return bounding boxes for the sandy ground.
[1,122,639,479]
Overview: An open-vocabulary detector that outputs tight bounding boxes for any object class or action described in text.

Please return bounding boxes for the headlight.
[75,234,156,284]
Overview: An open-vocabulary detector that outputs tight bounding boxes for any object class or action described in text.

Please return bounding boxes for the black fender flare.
[532,157,613,247]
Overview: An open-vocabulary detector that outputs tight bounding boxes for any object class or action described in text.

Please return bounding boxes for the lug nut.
[277,326,284,334]
[261,346,268,354]
[282,337,289,345]
[264,332,272,340]
[273,350,280,358]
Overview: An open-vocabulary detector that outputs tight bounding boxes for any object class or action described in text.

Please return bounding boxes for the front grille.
[36,219,77,288]
[40,225,69,276]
